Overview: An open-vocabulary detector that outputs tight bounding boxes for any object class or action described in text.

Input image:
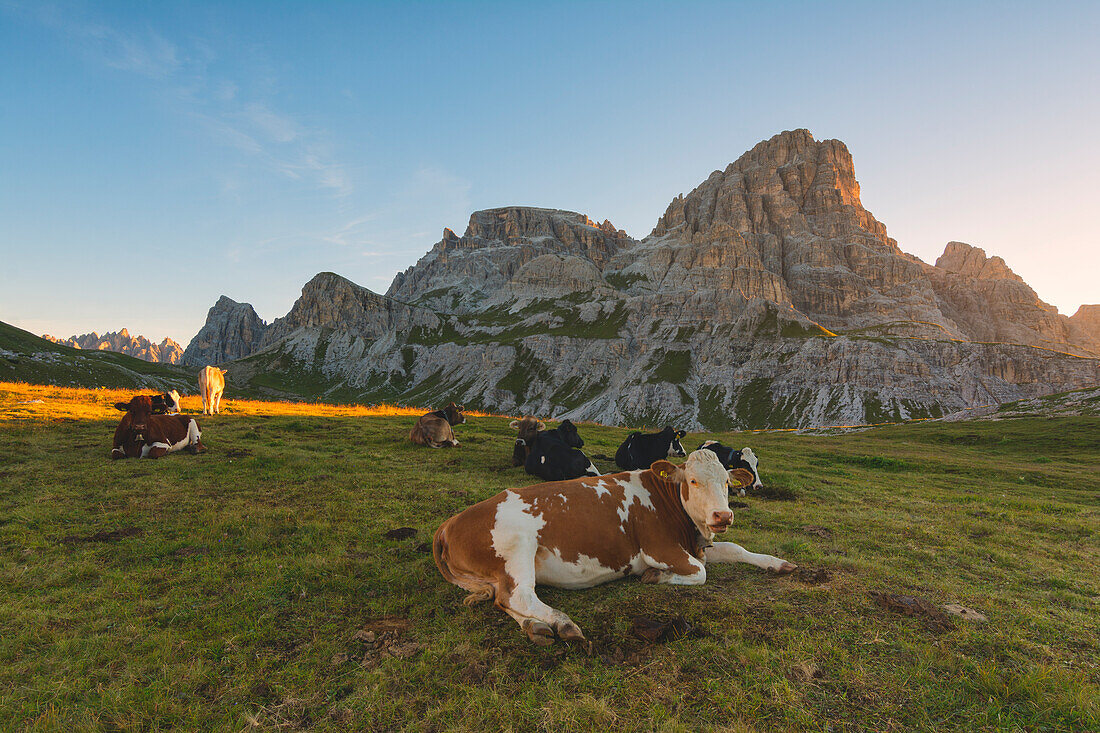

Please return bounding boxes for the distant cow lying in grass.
[524,419,601,482]
[434,449,797,644]
[698,440,763,495]
[110,395,205,459]
[614,426,688,470]
[409,402,466,448]
[510,416,545,466]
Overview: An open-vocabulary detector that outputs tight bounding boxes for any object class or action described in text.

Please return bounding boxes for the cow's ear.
[677,430,686,438]
[509,420,520,429]
[728,468,754,488]
[536,421,546,430]
[650,460,684,483]
[114,402,130,412]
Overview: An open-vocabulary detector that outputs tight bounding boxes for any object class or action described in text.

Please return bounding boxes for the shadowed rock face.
[387,207,633,311]
[260,272,439,348]
[181,130,1100,427]
[181,296,268,366]
[44,329,184,364]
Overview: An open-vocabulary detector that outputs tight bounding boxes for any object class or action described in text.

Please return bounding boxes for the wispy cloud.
[3,0,351,198]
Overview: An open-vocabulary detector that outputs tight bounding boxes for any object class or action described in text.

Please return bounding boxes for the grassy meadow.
[1,382,1098,731]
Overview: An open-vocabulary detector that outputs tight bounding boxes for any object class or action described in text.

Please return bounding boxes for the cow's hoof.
[556,621,585,642]
[523,620,555,646]
[640,568,662,584]
[769,561,798,575]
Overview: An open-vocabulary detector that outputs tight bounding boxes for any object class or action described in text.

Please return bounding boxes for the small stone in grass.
[943,604,987,622]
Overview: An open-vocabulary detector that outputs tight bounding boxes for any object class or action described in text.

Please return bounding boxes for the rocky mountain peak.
[387,206,633,308]
[181,296,268,366]
[43,329,183,364]
[651,129,878,240]
[935,241,1024,282]
[259,272,439,348]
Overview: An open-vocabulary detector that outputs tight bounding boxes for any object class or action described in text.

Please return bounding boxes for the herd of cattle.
[109,388,792,645]
[408,402,763,491]
[414,402,796,645]
[108,366,228,459]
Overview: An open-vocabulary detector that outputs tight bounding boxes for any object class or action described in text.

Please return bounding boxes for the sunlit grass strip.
[0,381,494,422]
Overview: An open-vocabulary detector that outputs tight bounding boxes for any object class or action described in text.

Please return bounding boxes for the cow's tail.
[433,521,495,606]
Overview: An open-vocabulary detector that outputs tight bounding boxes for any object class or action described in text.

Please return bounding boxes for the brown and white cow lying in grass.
[409,402,466,448]
[110,395,206,459]
[433,449,796,644]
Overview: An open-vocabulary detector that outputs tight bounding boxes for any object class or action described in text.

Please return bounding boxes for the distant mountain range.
[38,129,1100,428]
[42,329,184,364]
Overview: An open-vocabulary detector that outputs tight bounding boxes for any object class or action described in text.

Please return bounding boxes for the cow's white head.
[652,449,734,540]
[166,390,181,415]
[740,447,762,489]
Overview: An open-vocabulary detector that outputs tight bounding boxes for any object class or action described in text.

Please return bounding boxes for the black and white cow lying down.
[525,419,601,482]
[614,426,687,470]
[698,440,762,495]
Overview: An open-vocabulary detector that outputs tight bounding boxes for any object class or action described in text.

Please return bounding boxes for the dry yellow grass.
[0,381,494,422]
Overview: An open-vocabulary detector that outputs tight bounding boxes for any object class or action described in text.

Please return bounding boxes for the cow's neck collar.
[645,469,708,557]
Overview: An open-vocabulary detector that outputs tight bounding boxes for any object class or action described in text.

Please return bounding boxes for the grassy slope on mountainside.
[1,386,1097,731]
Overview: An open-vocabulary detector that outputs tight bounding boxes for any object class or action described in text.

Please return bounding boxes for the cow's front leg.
[639,550,707,585]
[498,585,585,646]
[141,444,170,459]
[705,541,797,573]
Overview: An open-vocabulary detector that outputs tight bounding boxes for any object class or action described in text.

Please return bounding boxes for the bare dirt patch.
[869,591,954,632]
[631,615,699,643]
[801,525,833,539]
[383,527,416,540]
[352,616,425,668]
[795,568,832,584]
[61,526,143,544]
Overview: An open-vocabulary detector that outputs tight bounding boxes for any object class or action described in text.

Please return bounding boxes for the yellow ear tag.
[660,470,668,478]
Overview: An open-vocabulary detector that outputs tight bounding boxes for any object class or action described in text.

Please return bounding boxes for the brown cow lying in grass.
[510,416,545,466]
[409,402,466,448]
[434,449,796,644]
[110,395,206,459]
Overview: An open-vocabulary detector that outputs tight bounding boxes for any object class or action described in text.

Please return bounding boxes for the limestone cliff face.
[625,130,948,333]
[387,207,632,310]
[181,296,268,366]
[188,130,1100,427]
[261,272,439,348]
[1069,305,1100,354]
[925,242,1078,352]
[44,329,184,364]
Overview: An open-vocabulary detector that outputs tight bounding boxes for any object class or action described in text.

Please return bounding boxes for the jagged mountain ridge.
[43,329,184,364]
[187,130,1100,428]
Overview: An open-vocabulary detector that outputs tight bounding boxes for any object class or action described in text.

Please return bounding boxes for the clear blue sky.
[2,1,1098,343]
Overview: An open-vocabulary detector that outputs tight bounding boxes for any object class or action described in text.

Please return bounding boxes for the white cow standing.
[198,366,227,415]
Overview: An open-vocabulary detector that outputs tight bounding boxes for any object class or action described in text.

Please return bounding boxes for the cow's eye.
[690,479,697,485]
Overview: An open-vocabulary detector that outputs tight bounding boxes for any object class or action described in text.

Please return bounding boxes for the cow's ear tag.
[660,470,668,478]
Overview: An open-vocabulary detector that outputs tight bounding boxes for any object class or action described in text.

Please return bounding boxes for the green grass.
[2,409,1098,731]
[648,350,692,384]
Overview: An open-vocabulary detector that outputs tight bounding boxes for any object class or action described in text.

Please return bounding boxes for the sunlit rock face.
[183,130,1100,427]
[181,296,268,366]
[925,241,1078,352]
[44,329,184,364]
[1069,305,1100,354]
